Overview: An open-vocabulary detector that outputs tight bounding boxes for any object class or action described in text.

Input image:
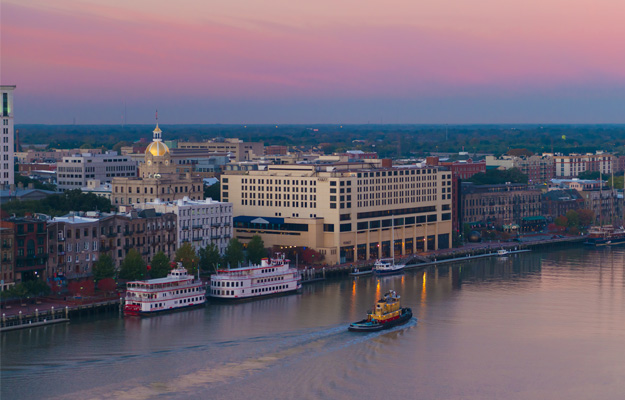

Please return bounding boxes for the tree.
[150,251,171,279]
[119,249,147,281]
[24,279,51,300]
[203,182,220,201]
[507,148,534,157]
[246,235,266,265]
[92,254,116,283]
[224,238,245,268]
[566,210,580,228]
[577,171,601,180]
[174,242,199,276]
[554,216,568,228]
[578,209,595,227]
[199,243,221,272]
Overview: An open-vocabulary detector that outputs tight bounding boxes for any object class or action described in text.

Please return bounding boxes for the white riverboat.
[124,265,206,316]
[209,254,301,300]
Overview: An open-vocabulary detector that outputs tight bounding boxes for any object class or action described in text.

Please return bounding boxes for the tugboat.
[348,290,413,332]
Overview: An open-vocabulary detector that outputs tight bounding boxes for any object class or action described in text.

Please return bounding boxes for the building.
[485,154,555,183]
[554,153,616,178]
[0,216,48,282]
[0,184,58,204]
[140,197,233,254]
[578,188,621,226]
[222,161,453,264]
[47,214,101,280]
[1,85,16,188]
[541,189,585,220]
[98,209,177,268]
[15,148,103,163]
[426,157,486,234]
[461,183,543,231]
[178,138,264,161]
[112,124,203,206]
[0,227,15,290]
[80,179,112,201]
[56,151,137,191]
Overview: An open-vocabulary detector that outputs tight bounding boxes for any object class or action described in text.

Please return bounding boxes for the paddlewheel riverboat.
[348,290,413,332]
[124,264,206,316]
[209,254,301,300]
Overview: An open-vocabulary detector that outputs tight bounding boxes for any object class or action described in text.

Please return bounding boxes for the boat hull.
[373,268,405,276]
[348,308,413,332]
[209,287,301,302]
[123,301,206,317]
[585,237,625,247]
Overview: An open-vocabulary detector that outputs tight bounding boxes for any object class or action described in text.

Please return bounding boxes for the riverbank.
[1,235,585,331]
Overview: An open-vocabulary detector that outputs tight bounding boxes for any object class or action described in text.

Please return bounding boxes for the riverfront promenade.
[1,233,583,331]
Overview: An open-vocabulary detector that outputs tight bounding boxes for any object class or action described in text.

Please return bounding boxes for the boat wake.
[52,319,417,400]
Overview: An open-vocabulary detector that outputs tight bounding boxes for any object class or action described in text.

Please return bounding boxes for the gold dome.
[146,141,169,157]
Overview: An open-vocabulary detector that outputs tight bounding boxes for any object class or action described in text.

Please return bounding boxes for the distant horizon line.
[14,123,625,127]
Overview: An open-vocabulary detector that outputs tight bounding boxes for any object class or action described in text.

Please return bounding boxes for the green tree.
[199,243,221,272]
[224,238,245,268]
[24,279,51,300]
[246,235,266,265]
[119,249,147,281]
[150,251,171,279]
[174,242,199,276]
[566,210,580,228]
[577,171,601,180]
[203,182,221,201]
[92,254,116,283]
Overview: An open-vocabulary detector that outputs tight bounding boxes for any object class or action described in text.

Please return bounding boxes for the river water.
[2,246,625,400]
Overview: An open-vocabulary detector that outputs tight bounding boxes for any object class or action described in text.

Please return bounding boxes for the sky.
[2,0,625,124]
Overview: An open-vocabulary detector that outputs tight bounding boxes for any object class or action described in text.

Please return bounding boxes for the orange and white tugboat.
[209,253,301,300]
[348,290,413,332]
[124,263,206,316]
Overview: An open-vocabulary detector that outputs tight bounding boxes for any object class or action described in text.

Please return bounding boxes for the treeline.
[2,190,113,217]
[16,124,625,158]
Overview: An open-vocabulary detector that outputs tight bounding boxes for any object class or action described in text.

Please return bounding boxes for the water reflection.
[3,247,625,400]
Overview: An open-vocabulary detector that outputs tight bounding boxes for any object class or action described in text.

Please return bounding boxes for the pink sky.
[2,0,625,123]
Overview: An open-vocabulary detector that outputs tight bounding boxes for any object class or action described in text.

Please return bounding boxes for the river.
[2,246,625,399]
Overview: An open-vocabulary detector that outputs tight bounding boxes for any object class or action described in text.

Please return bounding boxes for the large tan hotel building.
[222,160,453,264]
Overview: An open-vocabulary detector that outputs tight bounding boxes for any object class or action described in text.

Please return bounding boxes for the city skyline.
[3,0,625,124]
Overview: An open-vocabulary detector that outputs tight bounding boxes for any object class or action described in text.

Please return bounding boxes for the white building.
[80,179,112,200]
[554,152,615,178]
[141,197,233,254]
[57,151,137,191]
[1,85,16,188]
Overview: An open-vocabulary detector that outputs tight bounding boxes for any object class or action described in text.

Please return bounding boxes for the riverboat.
[349,290,413,332]
[209,254,301,300]
[584,226,625,247]
[497,249,510,257]
[124,264,206,316]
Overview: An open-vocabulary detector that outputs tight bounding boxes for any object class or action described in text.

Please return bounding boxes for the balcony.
[107,232,117,238]
[57,237,66,242]
[123,231,134,236]
[181,226,189,231]
[193,225,203,230]
[211,222,221,227]
[2,244,11,249]
[211,235,221,240]
[192,237,202,242]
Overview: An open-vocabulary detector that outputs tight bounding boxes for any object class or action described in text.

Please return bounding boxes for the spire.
[153,109,162,141]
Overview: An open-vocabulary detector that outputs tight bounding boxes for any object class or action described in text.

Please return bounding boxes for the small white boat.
[497,249,510,257]
[374,259,406,275]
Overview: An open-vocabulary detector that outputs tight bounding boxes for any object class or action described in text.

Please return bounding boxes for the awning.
[522,216,546,221]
